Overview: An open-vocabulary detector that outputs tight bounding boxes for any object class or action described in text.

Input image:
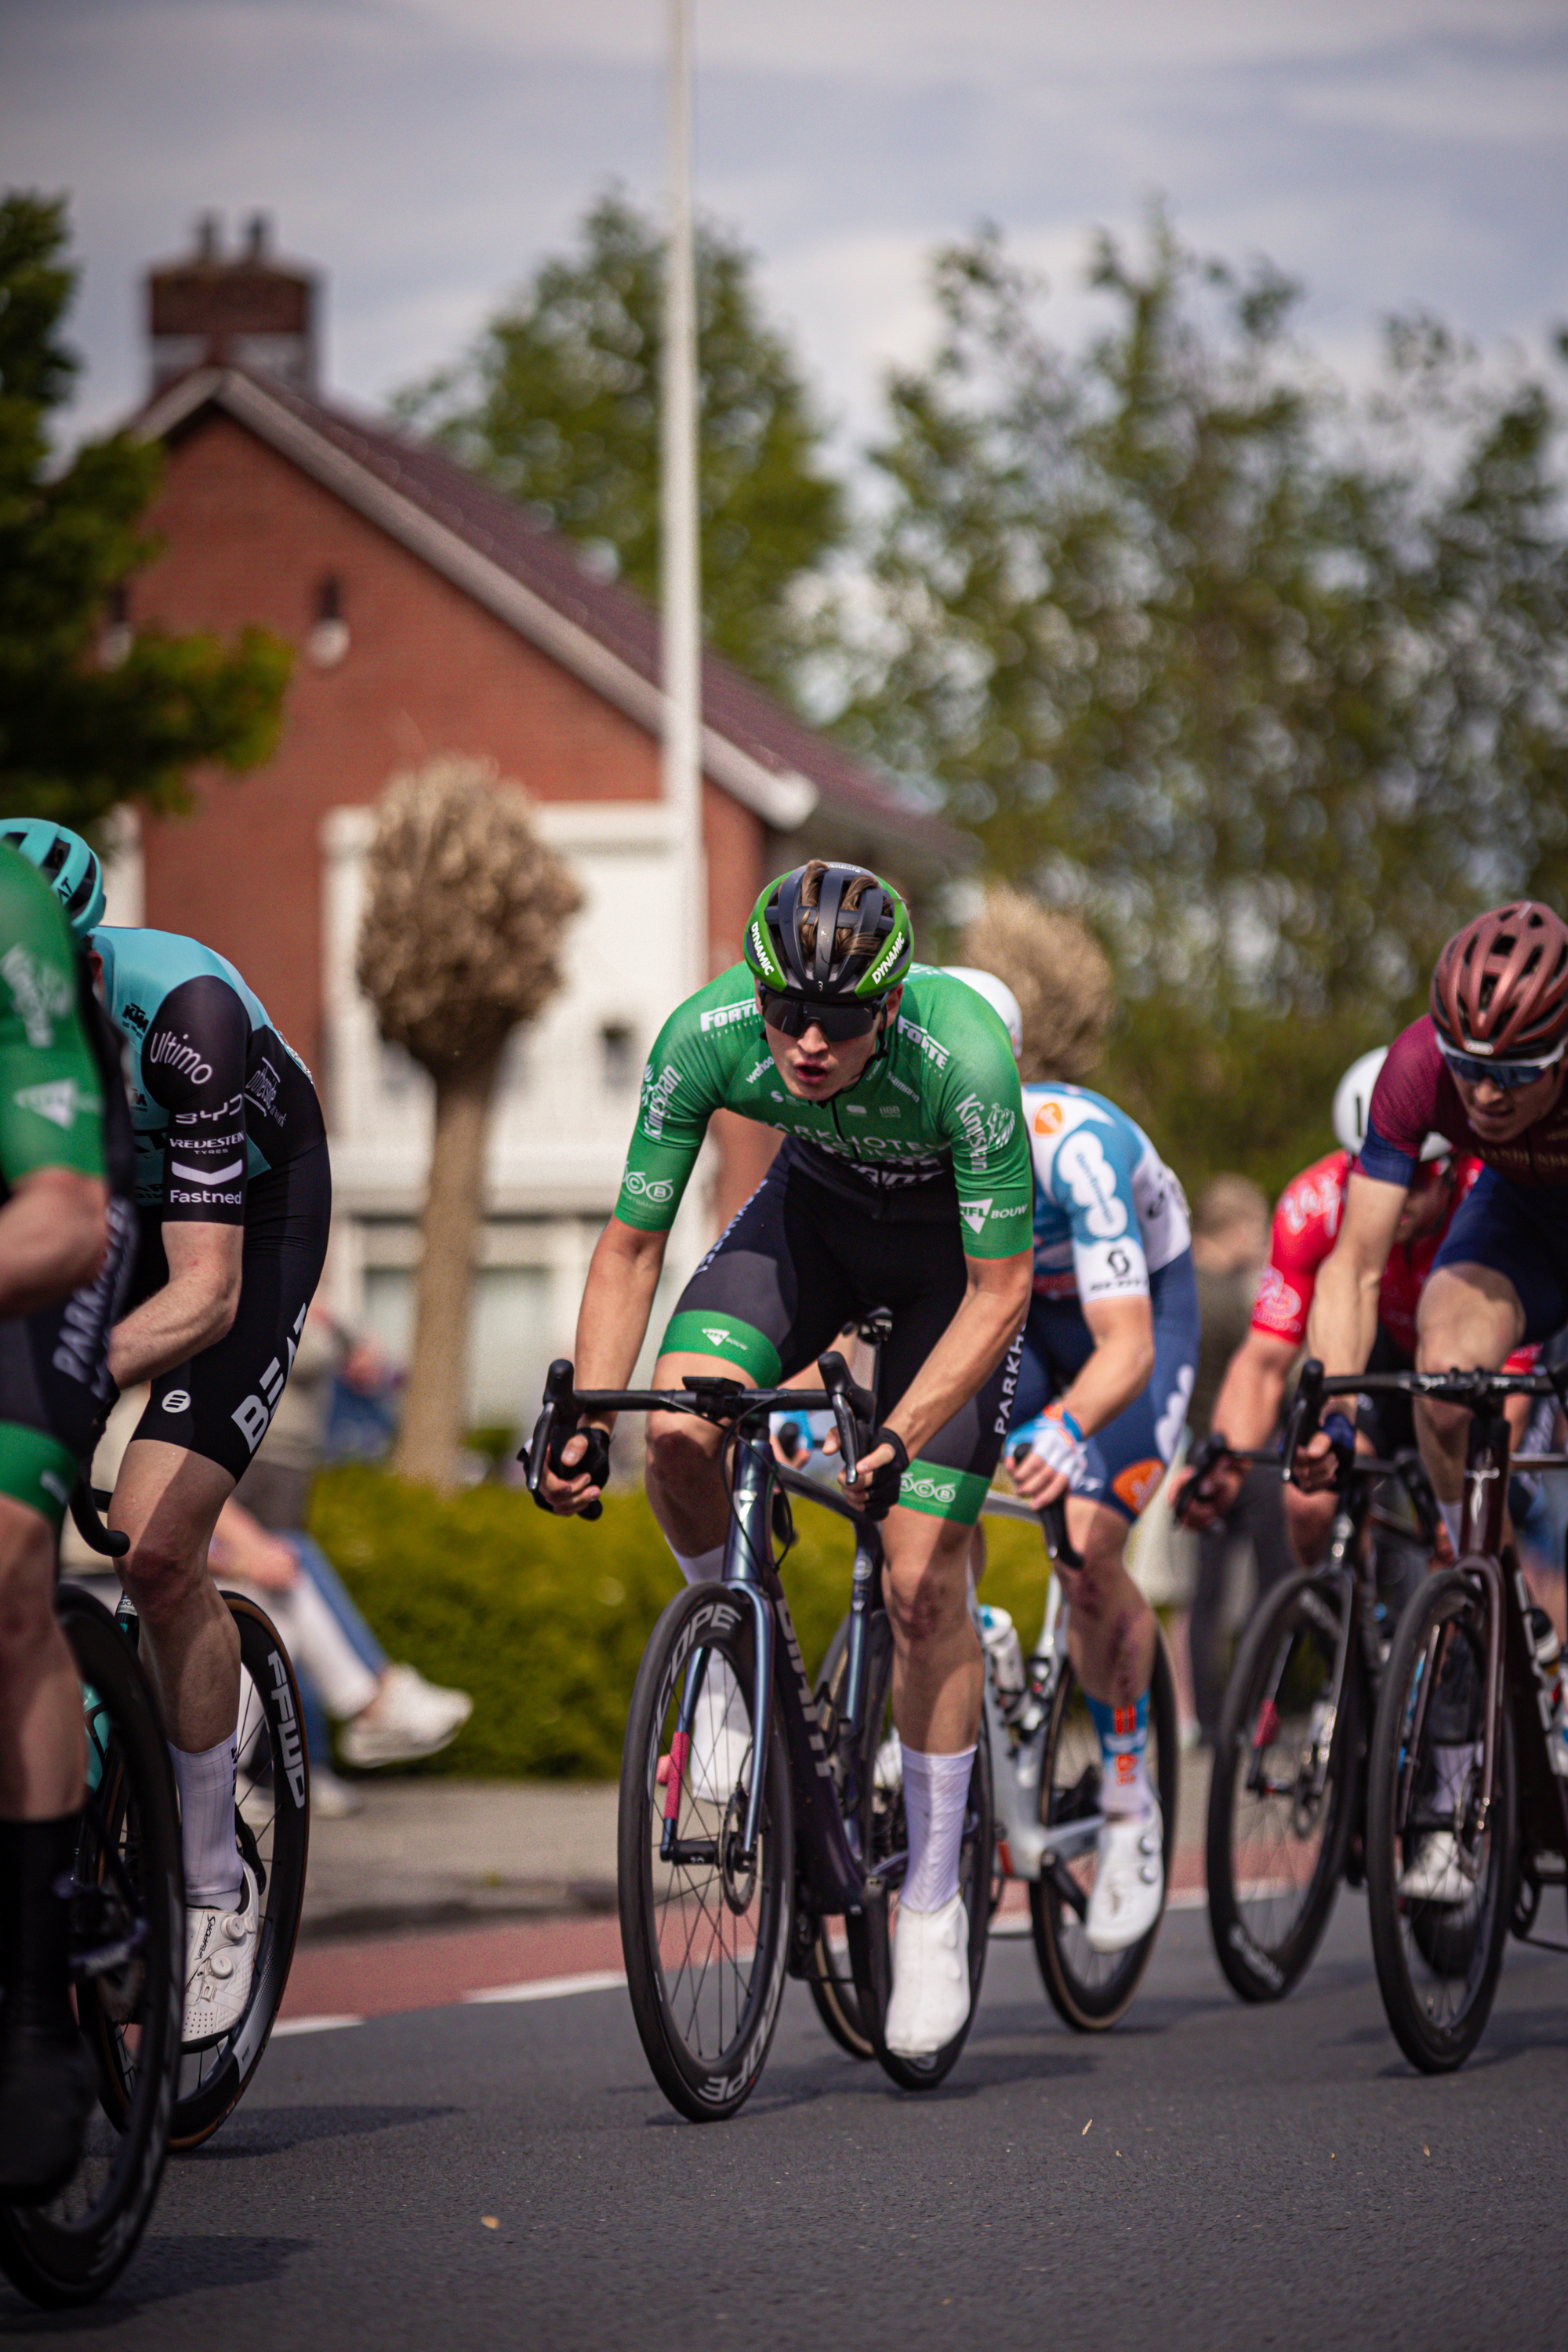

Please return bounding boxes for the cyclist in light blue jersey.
[948,951,1198,1955]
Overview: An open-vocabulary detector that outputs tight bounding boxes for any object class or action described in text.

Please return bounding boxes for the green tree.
[844,213,1568,1196]
[394,189,849,703]
[0,192,289,833]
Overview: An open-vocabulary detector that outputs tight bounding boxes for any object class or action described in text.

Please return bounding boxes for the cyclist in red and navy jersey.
[1301,902,1568,1555]
[1181,1046,1536,1566]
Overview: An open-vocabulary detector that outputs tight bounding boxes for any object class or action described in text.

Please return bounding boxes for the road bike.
[103,1581,310,2150]
[0,1490,183,2310]
[813,1486,1179,2046]
[1183,1427,1442,2004]
[1290,1359,1568,2073]
[522,1353,993,2122]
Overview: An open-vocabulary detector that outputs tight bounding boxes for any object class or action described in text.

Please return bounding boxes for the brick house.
[113,220,963,1421]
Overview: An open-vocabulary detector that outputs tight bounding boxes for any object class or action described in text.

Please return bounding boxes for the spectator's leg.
[287,1532,388,1679]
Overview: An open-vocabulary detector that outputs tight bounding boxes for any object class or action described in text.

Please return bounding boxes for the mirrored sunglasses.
[759,989,881,1041]
[1439,1042,1561,1093]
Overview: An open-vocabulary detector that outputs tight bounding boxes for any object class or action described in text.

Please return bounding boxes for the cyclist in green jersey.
[0,845,127,2198]
[539,861,1033,2058]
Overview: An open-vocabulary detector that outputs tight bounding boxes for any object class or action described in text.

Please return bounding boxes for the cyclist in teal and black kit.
[539,862,1034,2060]
[4,820,329,2051]
[0,842,136,2198]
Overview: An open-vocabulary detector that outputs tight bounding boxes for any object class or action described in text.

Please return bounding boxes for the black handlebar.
[69,1481,129,1560]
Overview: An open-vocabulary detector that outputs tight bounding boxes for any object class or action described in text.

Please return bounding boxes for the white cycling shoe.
[884,1893,970,2057]
[655,1662,753,1807]
[1086,1805,1163,1953]
[1398,1831,1469,1904]
[183,1860,259,2047]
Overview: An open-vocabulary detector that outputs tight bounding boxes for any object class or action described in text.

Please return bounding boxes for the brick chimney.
[147,212,320,394]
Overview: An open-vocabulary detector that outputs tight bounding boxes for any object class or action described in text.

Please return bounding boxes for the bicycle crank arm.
[1045,1856,1091,1922]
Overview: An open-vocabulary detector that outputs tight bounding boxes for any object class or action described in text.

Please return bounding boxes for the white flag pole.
[661,0,705,998]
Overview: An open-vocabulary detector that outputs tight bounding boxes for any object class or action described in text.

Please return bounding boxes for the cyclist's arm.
[1036,1292,1155,1442]
[1173,1327,1294,1528]
[0,1167,107,1316]
[870,1245,1033,1470]
[109,1219,244,1388]
[1305,1171,1407,1376]
[538,1217,670,1512]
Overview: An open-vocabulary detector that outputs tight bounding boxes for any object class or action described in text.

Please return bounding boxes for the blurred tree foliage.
[393,189,849,705]
[0,193,290,833]
[844,212,1568,1200]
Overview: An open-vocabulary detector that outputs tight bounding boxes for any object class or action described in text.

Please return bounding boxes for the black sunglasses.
[759,989,883,1041]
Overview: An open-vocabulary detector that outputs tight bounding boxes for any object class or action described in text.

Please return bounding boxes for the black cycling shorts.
[0,1192,138,1529]
[131,1140,331,1483]
[659,1154,1022,1525]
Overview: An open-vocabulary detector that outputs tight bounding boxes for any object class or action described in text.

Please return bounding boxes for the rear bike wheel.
[618,1583,794,2122]
[1365,1566,1514,2074]
[0,1589,183,2310]
[804,1613,874,2061]
[89,1595,310,2150]
[837,1611,991,2092]
[1029,1628,1178,2030]
[1206,1573,1363,2002]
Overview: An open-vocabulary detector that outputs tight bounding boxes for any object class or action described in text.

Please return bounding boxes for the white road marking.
[466,1969,626,2005]
[272,2013,365,2037]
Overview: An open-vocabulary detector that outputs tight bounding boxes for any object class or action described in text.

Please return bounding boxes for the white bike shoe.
[1086,1805,1163,1953]
[655,1661,753,1807]
[884,1893,970,2057]
[1398,1831,1469,1904]
[184,1860,259,2047]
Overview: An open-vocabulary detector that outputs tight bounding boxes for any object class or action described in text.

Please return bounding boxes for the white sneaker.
[338,1665,473,1768]
[1398,1831,1469,1904]
[884,1893,971,2057]
[184,1860,259,2047]
[1086,1806,1164,1953]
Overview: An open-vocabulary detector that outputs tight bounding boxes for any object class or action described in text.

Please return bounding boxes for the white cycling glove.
[1013,1406,1089,1491]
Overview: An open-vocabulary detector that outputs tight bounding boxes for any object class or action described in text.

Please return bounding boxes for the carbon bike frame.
[1289,1362,1568,1905]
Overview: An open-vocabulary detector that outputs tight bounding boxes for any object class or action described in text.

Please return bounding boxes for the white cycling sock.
[1439,1500,1464,1554]
[169,1733,242,1908]
[672,1543,727,1586]
[900,1744,976,1914]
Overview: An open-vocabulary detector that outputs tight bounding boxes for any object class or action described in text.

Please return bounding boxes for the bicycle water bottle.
[979,1605,1026,1715]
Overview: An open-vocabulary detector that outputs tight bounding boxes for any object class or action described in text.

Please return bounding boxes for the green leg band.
[0,1422,79,1532]
[895,1459,991,1526]
[659,1312,782,1388]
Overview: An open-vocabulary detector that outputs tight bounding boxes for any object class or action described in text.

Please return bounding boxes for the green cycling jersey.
[615,963,1031,1257]
[0,845,107,1197]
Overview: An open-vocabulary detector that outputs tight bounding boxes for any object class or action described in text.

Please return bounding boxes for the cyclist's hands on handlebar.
[1170,1449,1243,1530]
[535,1425,611,1516]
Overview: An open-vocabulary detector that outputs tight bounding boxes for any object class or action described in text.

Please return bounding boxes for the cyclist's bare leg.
[111,1439,239,1749]
[1414,1264,1525,1508]
[0,1498,82,1817]
[882,1508,983,1751]
[1284,1481,1338,1570]
[1057,1497,1156,1709]
[642,1352,757,1557]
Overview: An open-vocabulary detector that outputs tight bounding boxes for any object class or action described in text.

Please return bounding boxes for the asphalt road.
[8,1895,1567,2351]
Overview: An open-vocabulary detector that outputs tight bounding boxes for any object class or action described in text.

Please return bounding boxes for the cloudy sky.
[7,0,1567,465]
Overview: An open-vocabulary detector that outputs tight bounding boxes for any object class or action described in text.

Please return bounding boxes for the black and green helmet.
[742,861,913,1004]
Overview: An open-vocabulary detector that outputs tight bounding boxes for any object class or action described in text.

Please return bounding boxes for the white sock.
[672,1542,727,1586]
[901,1744,976,1914]
[1439,1501,1464,1553]
[169,1733,242,1908]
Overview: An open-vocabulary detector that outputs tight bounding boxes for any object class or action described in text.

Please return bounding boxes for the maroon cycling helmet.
[1430,901,1568,1061]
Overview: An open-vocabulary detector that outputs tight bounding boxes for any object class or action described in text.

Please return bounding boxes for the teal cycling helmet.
[0,818,105,938]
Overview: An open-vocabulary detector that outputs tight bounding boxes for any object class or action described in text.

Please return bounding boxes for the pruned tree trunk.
[394,1043,503,1489]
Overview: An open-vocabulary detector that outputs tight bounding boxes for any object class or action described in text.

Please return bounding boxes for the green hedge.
[310,1466,1061,1781]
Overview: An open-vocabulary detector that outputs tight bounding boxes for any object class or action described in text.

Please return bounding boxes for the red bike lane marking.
[281,1912,627,2024]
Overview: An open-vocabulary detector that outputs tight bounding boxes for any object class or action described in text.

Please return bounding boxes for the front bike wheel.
[89,1595,311,2151]
[618,1584,794,2122]
[1206,1573,1363,2002]
[1365,1567,1514,2074]
[0,1589,183,2310]
[1029,1628,1178,2030]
